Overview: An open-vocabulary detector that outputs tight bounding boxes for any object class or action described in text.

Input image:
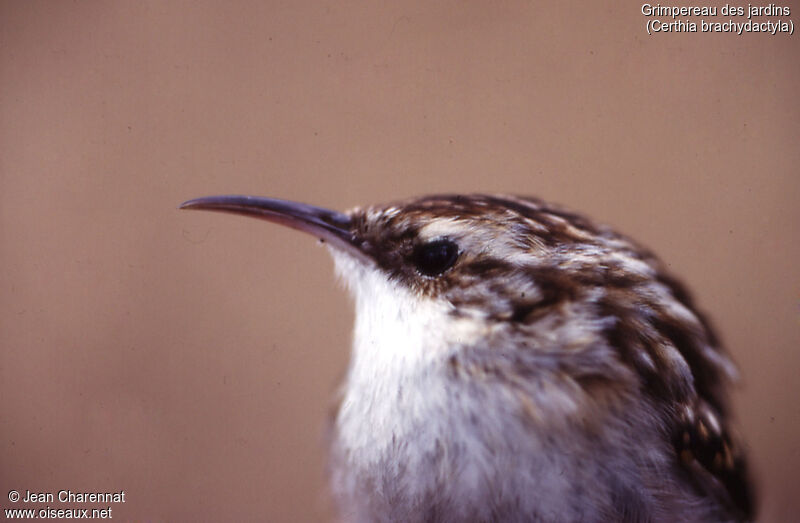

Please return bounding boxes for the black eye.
[411,239,459,277]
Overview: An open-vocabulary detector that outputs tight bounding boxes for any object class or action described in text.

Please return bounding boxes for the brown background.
[1,1,798,521]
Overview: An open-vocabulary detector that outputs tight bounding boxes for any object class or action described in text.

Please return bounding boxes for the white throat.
[330,249,481,379]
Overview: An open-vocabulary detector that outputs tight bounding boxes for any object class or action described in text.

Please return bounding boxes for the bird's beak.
[179,195,363,257]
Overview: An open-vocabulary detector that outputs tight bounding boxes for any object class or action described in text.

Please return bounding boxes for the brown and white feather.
[328,194,753,522]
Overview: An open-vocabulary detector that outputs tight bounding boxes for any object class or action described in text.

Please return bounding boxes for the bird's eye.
[411,239,459,277]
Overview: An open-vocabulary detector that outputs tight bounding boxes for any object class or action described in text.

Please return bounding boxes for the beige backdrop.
[1,1,798,521]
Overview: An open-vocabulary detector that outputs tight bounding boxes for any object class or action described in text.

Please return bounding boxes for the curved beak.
[179,195,362,256]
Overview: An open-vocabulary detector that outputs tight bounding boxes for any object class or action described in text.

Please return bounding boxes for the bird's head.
[181,194,632,318]
[179,193,733,395]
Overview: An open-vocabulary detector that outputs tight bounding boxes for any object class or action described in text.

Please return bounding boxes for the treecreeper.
[180,193,754,522]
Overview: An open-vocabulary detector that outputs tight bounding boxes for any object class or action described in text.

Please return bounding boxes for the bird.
[180,193,754,522]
